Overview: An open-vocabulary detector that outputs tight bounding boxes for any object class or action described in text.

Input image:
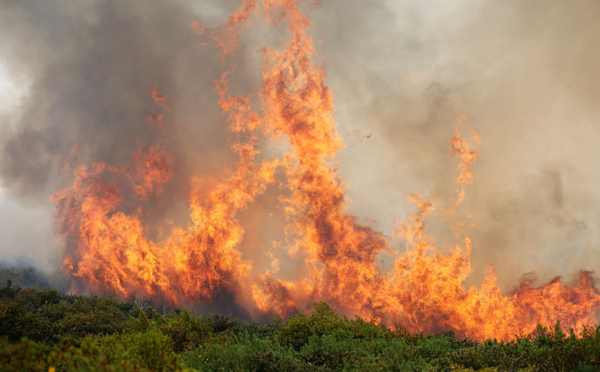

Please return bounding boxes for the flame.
[191,21,205,36]
[150,86,170,111]
[61,145,79,173]
[145,113,164,128]
[52,0,600,341]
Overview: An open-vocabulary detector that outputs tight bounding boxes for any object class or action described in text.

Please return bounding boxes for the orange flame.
[191,21,205,36]
[52,0,600,341]
[145,113,164,127]
[61,144,79,173]
[150,86,171,111]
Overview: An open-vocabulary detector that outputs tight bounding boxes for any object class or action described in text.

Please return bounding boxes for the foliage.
[0,282,138,344]
[0,266,51,289]
[1,282,600,371]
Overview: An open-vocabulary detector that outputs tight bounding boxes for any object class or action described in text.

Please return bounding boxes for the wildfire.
[52,0,600,341]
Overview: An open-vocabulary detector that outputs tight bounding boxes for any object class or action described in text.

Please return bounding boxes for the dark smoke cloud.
[0,0,247,269]
[0,0,240,201]
[1,0,600,295]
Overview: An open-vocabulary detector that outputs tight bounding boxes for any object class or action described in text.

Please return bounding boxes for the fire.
[52,0,600,341]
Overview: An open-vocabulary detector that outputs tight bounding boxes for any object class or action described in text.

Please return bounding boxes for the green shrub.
[0,337,50,371]
[2,286,600,371]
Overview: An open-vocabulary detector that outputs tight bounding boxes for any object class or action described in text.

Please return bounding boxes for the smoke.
[1,0,600,297]
[0,0,243,268]
[311,0,600,290]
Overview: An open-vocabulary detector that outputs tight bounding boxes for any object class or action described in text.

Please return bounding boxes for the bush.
[2,287,600,371]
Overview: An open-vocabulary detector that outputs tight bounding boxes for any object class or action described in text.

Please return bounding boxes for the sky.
[0,0,599,291]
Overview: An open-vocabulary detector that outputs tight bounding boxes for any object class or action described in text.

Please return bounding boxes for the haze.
[0,0,599,292]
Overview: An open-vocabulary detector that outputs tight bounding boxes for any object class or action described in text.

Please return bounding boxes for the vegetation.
[1,277,599,371]
[0,266,52,289]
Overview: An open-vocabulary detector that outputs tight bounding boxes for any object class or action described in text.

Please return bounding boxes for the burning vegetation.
[50,0,600,342]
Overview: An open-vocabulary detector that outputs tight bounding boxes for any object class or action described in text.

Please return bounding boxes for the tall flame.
[52,0,600,341]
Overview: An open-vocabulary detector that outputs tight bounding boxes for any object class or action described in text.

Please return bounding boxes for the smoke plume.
[1,0,599,330]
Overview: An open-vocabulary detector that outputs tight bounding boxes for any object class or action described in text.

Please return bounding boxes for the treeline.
[1,280,600,371]
[0,266,51,289]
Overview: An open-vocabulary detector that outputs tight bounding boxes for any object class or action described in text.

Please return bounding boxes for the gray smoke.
[0,0,243,270]
[1,0,599,294]
[316,0,600,290]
